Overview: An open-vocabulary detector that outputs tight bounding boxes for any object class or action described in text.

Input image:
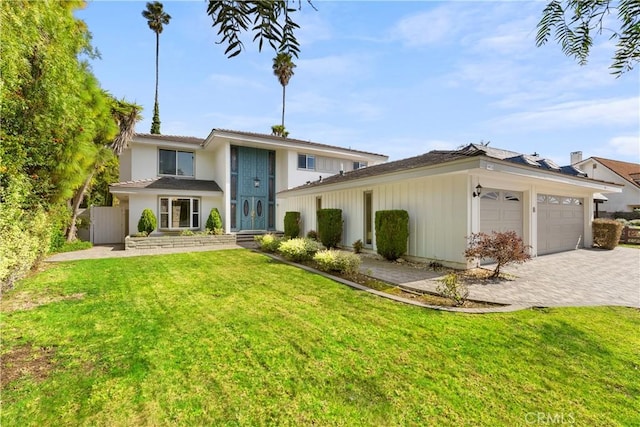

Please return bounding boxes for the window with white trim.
[297,154,315,170]
[159,149,194,176]
[159,197,200,229]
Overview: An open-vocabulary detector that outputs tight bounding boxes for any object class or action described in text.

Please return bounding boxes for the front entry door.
[240,196,267,230]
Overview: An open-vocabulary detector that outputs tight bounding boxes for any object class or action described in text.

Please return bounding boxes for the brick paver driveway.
[362,247,640,308]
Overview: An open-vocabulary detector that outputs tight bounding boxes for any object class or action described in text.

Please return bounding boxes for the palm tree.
[142,1,171,134]
[272,52,296,129]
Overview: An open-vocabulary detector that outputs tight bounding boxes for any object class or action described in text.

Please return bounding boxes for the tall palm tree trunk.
[281,85,286,128]
[155,31,159,109]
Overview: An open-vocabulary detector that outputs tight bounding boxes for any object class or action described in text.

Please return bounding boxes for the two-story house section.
[110,129,388,237]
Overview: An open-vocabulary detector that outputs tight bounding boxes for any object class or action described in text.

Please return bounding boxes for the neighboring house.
[572,153,640,214]
[278,144,622,268]
[109,130,387,237]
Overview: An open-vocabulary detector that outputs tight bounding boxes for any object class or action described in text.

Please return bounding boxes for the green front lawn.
[1,250,639,426]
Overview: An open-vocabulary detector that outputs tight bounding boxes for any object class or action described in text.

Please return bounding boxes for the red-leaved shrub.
[464,231,531,278]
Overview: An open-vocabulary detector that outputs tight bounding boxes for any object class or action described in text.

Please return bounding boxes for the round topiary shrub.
[137,208,157,235]
[206,208,223,234]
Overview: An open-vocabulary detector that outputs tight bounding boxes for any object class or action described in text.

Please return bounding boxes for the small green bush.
[277,237,321,262]
[180,229,195,236]
[317,209,342,248]
[254,233,282,253]
[313,250,361,275]
[628,219,640,227]
[53,241,93,253]
[284,211,301,238]
[206,208,223,233]
[615,218,628,225]
[593,219,623,250]
[306,230,318,240]
[352,239,363,254]
[436,273,469,306]
[375,210,409,260]
[138,209,157,235]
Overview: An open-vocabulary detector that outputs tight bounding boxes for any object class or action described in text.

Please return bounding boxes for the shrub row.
[277,237,322,262]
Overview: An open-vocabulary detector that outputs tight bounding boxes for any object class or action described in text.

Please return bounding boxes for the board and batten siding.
[278,173,470,267]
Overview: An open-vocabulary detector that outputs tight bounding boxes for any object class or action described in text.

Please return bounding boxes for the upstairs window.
[159,149,194,176]
[298,154,315,170]
[353,161,367,170]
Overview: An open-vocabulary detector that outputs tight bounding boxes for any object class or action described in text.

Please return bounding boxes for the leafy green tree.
[272,52,296,129]
[142,1,171,134]
[67,98,142,241]
[537,0,639,76]
[0,0,121,285]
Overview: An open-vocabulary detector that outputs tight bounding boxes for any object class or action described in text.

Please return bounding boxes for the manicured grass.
[1,250,639,426]
[50,240,93,253]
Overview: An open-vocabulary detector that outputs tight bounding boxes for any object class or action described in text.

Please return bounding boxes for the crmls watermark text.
[525,412,576,425]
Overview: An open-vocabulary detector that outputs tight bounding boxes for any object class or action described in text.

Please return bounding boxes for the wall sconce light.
[253,177,261,188]
[473,183,483,198]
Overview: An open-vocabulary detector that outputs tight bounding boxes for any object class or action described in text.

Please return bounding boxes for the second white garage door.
[537,194,584,255]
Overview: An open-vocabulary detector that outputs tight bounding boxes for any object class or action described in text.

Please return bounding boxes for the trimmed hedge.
[317,209,342,248]
[284,211,301,238]
[137,209,157,235]
[375,210,409,260]
[593,219,623,249]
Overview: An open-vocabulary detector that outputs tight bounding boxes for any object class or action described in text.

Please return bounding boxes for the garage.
[480,189,523,237]
[537,194,584,255]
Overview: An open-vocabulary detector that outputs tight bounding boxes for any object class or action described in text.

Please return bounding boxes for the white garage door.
[480,190,523,237]
[537,194,584,255]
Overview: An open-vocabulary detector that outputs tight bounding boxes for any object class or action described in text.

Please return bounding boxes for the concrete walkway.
[361,248,640,308]
[47,244,640,308]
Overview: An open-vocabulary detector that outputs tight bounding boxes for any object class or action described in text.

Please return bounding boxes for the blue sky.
[77,1,639,164]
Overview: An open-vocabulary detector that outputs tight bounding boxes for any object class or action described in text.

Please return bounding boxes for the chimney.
[570,151,582,165]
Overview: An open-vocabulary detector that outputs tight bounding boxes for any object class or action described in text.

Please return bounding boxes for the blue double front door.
[233,146,273,231]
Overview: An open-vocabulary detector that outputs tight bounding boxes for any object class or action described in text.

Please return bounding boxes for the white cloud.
[490,97,640,131]
[391,7,454,47]
[607,136,640,159]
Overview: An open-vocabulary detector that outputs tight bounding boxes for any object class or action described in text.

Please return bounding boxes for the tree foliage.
[206,0,314,58]
[464,231,532,278]
[537,0,640,76]
[0,0,133,284]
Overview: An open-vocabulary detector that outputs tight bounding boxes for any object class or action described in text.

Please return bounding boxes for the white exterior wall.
[119,150,132,182]
[280,173,470,267]
[130,144,158,180]
[577,159,640,212]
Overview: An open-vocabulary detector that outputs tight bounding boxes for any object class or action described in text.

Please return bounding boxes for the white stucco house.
[109,131,622,268]
[278,144,622,268]
[571,152,640,215]
[109,130,387,238]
